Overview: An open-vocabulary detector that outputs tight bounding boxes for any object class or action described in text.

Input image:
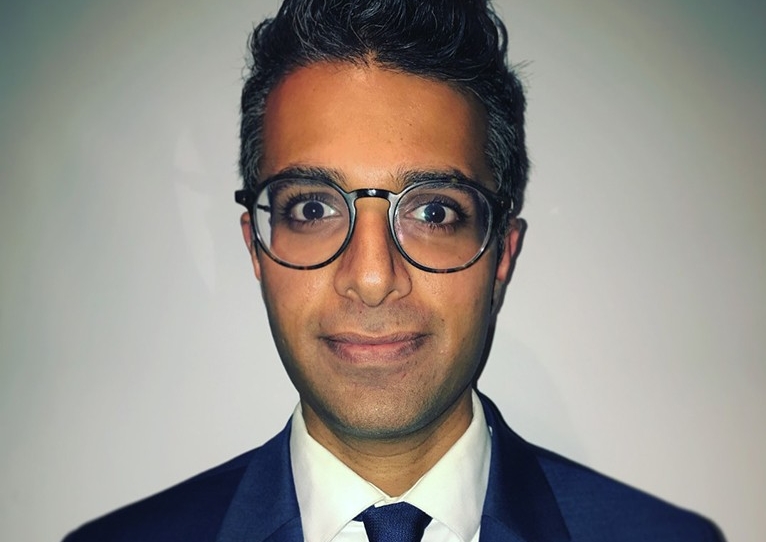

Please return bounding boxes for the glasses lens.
[255,179,350,267]
[394,182,492,270]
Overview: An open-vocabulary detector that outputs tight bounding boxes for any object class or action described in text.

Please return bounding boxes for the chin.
[324,392,448,441]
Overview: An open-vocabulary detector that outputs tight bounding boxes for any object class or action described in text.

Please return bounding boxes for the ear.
[492,218,524,313]
[240,211,263,281]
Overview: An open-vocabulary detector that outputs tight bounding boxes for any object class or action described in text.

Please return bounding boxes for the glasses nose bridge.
[345,187,399,249]
[348,187,396,224]
[350,187,395,205]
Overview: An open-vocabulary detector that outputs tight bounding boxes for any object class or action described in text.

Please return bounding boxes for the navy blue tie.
[355,502,432,542]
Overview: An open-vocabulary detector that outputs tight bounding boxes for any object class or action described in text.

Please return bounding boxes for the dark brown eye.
[421,202,447,223]
[297,200,326,220]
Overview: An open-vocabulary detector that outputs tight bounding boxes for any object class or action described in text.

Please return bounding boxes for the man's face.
[243,62,518,444]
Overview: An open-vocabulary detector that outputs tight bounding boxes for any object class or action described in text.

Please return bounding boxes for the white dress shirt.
[290,391,492,542]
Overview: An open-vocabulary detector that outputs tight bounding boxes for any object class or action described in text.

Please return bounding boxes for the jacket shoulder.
[534,445,726,541]
[479,393,724,541]
[63,430,286,542]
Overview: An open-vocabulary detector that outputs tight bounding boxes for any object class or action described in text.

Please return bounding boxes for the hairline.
[251,57,501,190]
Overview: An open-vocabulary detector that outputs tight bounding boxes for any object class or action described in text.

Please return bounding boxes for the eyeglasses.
[235,175,512,273]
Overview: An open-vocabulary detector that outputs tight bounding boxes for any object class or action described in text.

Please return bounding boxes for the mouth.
[320,332,430,363]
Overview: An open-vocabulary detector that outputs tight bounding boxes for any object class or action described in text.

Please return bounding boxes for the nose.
[333,198,412,306]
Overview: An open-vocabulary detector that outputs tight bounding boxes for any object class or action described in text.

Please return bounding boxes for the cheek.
[259,267,328,381]
[426,258,495,305]
[423,269,494,341]
[259,262,327,332]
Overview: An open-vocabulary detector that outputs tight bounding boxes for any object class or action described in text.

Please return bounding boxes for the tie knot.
[356,502,432,542]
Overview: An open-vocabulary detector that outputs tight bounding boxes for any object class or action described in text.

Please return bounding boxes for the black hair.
[240,0,528,221]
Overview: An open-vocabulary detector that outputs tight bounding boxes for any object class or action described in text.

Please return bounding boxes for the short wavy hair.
[240,0,528,218]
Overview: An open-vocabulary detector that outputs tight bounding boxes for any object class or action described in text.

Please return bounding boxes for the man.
[65,0,724,541]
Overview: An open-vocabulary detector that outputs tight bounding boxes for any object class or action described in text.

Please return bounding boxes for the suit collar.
[216,420,304,542]
[216,397,570,542]
[479,393,570,542]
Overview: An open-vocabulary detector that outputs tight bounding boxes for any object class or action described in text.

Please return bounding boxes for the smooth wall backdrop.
[1,1,764,540]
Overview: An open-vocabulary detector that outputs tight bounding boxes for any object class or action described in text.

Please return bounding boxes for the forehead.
[260,62,492,188]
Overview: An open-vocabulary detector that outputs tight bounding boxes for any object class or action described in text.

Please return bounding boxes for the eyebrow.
[399,168,480,187]
[262,165,345,185]
[262,165,482,191]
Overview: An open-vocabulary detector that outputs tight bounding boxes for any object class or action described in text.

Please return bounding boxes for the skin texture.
[241,62,519,495]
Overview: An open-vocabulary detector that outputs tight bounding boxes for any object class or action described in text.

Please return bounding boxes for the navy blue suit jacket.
[64,395,724,541]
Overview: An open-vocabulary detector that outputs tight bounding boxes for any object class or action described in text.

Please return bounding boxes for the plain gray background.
[1,0,764,540]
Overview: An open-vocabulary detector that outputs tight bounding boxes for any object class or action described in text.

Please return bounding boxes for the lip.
[321,332,429,363]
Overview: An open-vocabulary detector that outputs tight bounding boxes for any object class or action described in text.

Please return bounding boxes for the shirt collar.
[290,391,491,542]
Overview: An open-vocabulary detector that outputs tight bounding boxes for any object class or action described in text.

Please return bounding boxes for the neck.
[302,390,474,496]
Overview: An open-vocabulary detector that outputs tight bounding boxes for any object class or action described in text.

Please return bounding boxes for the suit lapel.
[214,398,569,542]
[216,420,304,542]
[262,518,304,542]
[479,394,570,542]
